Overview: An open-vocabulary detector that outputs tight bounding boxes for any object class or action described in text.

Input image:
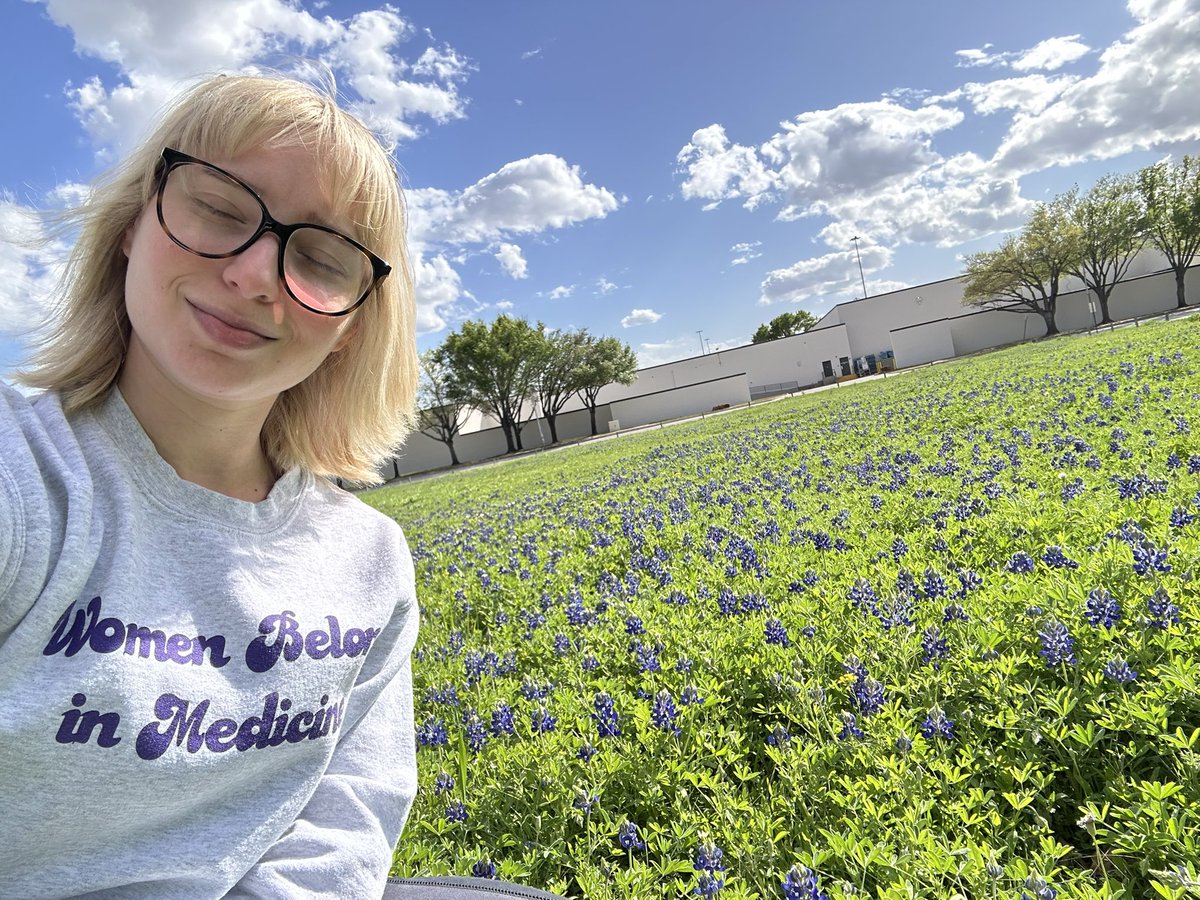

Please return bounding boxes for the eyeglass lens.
[159,162,373,313]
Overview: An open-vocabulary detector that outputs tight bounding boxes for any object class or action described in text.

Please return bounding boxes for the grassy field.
[368,319,1200,899]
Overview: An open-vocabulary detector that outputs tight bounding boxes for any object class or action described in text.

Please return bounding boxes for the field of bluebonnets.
[369,318,1200,900]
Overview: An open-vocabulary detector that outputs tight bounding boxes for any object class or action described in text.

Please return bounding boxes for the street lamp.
[696,330,706,355]
[851,236,868,300]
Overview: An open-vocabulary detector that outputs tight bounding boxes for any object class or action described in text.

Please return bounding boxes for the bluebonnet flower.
[767,724,792,747]
[434,772,455,796]
[1170,506,1195,528]
[593,692,622,737]
[942,603,969,623]
[1007,551,1036,574]
[553,632,571,656]
[878,594,915,630]
[892,537,908,560]
[1103,659,1138,684]
[632,640,662,673]
[1147,587,1182,629]
[716,588,739,616]
[617,820,645,850]
[1038,621,1077,666]
[581,653,600,672]
[921,706,955,740]
[1131,540,1171,576]
[1084,588,1121,629]
[852,677,886,715]
[471,859,497,879]
[464,710,489,754]
[921,627,950,669]
[680,684,703,705]
[1021,875,1057,900]
[781,864,828,900]
[801,625,817,638]
[531,706,557,734]
[838,712,865,741]
[521,676,552,701]
[765,618,790,647]
[676,656,694,673]
[848,578,878,614]
[694,841,726,873]
[956,568,983,596]
[577,741,598,762]
[842,655,869,681]
[1041,546,1078,569]
[416,715,449,748]
[922,567,948,599]
[444,801,468,824]
[1061,478,1085,501]
[573,789,598,814]
[650,690,681,736]
[895,732,913,755]
[624,615,645,636]
[694,873,724,899]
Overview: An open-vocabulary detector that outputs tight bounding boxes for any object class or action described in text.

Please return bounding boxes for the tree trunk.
[1176,267,1188,308]
[546,414,559,444]
[1096,285,1113,325]
[512,419,524,451]
[1042,308,1059,336]
[447,440,460,466]
[499,420,516,453]
[588,404,598,436]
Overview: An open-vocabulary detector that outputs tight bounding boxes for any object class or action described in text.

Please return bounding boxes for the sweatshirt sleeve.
[227,538,421,899]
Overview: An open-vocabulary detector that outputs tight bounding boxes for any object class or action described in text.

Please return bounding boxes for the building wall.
[890,318,955,367]
[609,373,751,430]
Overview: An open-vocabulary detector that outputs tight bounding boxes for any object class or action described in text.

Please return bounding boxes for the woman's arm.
[229,569,420,899]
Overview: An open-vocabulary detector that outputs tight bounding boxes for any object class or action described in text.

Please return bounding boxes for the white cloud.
[38,0,472,155]
[675,124,775,210]
[1012,35,1091,72]
[494,242,528,279]
[932,74,1075,117]
[730,240,762,265]
[408,154,620,246]
[993,0,1200,174]
[412,253,468,333]
[494,300,514,310]
[634,337,695,368]
[955,44,1001,68]
[0,194,68,334]
[521,48,542,60]
[546,284,575,300]
[595,277,618,295]
[621,308,662,328]
[759,244,894,306]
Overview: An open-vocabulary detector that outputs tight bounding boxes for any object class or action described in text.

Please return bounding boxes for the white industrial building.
[387,254,1199,478]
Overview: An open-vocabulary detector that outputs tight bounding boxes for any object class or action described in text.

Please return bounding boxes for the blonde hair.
[21,73,417,484]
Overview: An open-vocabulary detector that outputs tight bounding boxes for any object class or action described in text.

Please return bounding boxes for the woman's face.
[121,143,359,414]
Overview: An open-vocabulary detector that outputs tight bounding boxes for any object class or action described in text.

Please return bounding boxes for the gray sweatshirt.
[0,383,419,898]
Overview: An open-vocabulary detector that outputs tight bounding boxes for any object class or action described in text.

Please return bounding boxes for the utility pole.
[696,330,705,354]
[851,236,868,300]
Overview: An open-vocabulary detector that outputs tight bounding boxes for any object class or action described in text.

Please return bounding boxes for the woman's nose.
[222,233,284,303]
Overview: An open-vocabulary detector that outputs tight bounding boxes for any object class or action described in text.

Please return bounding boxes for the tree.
[535,328,589,444]
[1062,175,1145,325]
[573,335,639,436]
[751,310,818,343]
[416,348,468,466]
[442,315,545,453]
[1137,154,1200,309]
[962,198,1079,337]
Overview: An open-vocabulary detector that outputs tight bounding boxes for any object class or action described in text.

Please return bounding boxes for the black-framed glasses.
[155,148,390,316]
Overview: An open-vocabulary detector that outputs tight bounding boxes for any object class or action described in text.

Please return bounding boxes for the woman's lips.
[189,301,276,349]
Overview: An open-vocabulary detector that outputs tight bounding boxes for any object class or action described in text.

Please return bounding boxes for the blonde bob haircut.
[22,73,417,485]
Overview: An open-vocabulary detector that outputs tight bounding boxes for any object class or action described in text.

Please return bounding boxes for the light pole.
[851,236,868,300]
[696,330,705,354]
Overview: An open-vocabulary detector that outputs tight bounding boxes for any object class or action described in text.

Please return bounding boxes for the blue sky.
[2,0,1198,378]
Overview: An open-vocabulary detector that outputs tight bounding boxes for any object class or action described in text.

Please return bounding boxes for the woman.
[0,73,420,898]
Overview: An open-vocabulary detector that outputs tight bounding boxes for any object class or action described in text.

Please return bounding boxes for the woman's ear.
[331,315,360,353]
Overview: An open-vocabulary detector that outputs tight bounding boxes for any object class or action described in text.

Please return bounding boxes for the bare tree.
[963,198,1079,337]
[416,349,469,466]
[1137,154,1200,308]
[1063,175,1145,325]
